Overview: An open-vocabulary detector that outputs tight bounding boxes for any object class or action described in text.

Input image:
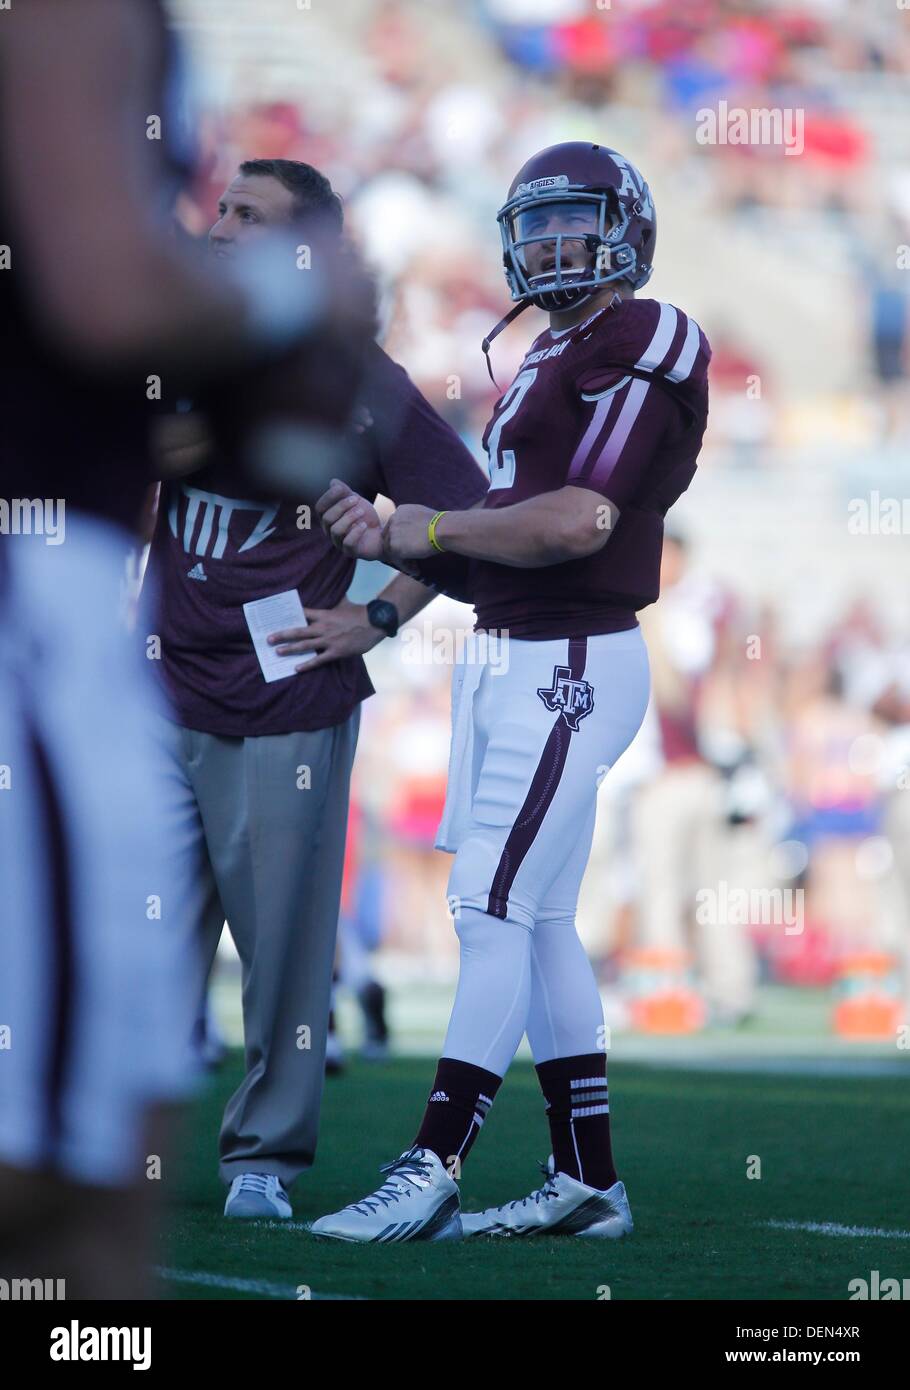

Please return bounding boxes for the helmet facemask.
[498,181,643,310]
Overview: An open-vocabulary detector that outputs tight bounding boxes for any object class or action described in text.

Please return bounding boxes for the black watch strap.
[366,598,399,638]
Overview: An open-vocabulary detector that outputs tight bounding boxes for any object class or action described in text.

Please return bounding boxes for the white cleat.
[462,1159,633,1239]
[224,1172,292,1220]
[310,1146,462,1244]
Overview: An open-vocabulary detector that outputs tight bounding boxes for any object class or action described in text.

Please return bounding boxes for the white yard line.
[250,1219,316,1233]
[156,1267,365,1300]
[763,1220,910,1241]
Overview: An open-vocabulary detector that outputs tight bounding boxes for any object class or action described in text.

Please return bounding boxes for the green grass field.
[160,1052,910,1301]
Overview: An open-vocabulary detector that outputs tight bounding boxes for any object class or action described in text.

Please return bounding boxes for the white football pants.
[437,629,650,1075]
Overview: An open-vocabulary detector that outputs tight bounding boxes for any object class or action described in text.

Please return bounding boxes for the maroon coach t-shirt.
[149,346,488,736]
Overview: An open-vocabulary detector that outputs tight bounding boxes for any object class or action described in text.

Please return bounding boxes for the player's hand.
[267,596,382,673]
[316,479,384,561]
[381,504,438,562]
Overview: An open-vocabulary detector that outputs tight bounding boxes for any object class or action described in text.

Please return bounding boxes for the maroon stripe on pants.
[486,637,588,920]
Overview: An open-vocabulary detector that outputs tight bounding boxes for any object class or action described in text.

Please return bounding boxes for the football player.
[313,142,711,1241]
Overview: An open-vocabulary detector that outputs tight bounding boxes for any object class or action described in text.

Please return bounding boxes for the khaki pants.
[157,709,359,1187]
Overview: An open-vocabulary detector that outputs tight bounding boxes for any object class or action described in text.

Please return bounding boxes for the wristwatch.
[366,598,400,639]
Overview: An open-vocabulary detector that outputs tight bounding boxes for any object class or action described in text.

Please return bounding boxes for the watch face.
[369,600,398,635]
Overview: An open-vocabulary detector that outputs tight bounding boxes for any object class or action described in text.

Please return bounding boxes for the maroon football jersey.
[473,295,710,639]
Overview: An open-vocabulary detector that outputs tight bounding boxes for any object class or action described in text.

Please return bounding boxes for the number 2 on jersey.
[485,368,538,490]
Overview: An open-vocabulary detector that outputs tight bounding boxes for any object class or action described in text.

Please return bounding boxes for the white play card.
[243,589,314,683]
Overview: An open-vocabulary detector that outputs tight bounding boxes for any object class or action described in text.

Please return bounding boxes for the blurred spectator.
[782,657,883,950]
[632,535,758,1023]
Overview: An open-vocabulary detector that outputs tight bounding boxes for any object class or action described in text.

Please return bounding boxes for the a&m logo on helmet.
[537,665,595,731]
[610,153,654,221]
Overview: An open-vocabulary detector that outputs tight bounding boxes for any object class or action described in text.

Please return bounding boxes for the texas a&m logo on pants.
[537,665,595,731]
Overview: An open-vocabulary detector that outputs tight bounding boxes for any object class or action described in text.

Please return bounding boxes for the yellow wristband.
[427,511,448,553]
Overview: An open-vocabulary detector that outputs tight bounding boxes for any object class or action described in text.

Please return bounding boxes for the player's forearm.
[434,494,584,568]
[376,572,436,623]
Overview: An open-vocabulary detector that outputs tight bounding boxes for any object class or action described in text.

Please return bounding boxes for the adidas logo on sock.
[428,1090,449,1103]
[187,562,207,581]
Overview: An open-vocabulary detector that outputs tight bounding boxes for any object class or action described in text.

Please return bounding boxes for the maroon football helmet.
[498,142,656,312]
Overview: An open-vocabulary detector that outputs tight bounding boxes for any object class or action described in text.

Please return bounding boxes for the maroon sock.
[413,1058,501,1176]
[535,1052,617,1190]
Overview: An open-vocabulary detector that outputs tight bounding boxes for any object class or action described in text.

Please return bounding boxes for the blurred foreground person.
[0,0,371,1296]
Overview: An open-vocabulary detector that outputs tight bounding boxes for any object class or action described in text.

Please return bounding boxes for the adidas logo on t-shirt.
[428,1090,450,1103]
[187,563,207,581]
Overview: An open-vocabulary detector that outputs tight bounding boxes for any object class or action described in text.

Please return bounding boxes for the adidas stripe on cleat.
[461,1158,633,1239]
[309,1146,462,1244]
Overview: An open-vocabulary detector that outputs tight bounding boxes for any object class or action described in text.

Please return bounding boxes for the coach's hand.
[381,504,436,562]
[316,479,384,561]
[268,596,382,673]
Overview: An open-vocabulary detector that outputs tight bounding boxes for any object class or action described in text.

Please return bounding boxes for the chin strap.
[481,301,531,389]
[482,288,625,389]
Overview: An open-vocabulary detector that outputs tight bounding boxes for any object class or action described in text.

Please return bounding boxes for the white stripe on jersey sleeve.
[635,302,677,372]
[666,314,701,383]
[587,375,650,485]
[568,391,614,473]
[568,375,652,487]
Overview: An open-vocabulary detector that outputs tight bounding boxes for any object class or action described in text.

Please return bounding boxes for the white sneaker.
[224,1172,292,1220]
[310,1146,462,1244]
[462,1158,633,1239]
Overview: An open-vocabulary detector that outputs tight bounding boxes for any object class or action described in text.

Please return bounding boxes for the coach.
[147,159,488,1219]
